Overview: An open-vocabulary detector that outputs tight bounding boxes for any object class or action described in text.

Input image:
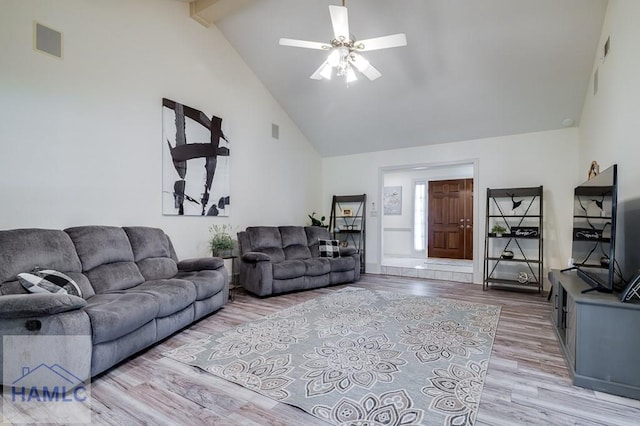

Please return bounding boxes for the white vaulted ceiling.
[186,0,608,157]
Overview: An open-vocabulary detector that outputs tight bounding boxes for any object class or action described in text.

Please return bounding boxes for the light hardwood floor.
[26,275,640,424]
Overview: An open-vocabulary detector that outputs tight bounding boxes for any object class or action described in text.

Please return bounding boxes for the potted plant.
[491,224,508,237]
[209,224,237,257]
[308,212,327,228]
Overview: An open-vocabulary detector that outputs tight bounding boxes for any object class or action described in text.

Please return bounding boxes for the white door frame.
[377,158,480,282]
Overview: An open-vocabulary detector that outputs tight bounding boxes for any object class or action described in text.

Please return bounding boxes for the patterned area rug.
[164,288,500,425]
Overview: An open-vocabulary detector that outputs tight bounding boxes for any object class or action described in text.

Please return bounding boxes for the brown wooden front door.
[428,178,473,260]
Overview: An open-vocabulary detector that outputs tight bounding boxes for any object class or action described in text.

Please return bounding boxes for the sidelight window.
[413,181,426,251]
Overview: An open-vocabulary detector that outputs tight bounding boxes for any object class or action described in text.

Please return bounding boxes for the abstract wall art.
[162,98,230,216]
[383,186,402,215]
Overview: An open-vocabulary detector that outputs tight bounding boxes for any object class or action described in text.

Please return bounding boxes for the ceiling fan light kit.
[279,2,407,84]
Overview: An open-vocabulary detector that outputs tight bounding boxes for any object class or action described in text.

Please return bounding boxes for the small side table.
[221,255,240,301]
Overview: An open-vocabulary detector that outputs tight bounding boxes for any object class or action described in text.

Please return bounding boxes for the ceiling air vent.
[33,21,63,59]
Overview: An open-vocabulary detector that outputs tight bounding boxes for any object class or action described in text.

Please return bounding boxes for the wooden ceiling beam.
[189,0,258,27]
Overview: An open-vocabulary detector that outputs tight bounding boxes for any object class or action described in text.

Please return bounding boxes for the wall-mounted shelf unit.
[483,186,543,293]
[329,194,366,273]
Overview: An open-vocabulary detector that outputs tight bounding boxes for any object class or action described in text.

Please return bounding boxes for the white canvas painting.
[162,98,230,216]
[384,186,402,215]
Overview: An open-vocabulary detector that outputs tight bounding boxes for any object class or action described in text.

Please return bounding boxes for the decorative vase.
[501,250,514,259]
[212,248,232,258]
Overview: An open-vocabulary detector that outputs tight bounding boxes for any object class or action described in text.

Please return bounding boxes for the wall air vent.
[33,21,63,59]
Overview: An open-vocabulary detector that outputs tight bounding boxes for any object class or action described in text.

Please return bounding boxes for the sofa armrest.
[339,247,357,256]
[0,294,87,319]
[177,257,224,272]
[242,252,271,263]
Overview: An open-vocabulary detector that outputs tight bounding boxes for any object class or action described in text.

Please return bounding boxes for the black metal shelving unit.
[483,186,543,293]
[329,194,366,273]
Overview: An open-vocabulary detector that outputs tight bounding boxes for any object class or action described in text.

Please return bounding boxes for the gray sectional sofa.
[237,226,360,296]
[0,226,228,384]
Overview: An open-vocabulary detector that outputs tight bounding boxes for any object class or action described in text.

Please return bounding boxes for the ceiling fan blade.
[310,61,331,80]
[329,5,350,41]
[279,38,329,50]
[356,33,407,51]
[349,55,382,81]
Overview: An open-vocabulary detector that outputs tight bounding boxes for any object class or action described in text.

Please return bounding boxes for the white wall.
[323,129,579,284]
[0,0,322,258]
[578,0,640,277]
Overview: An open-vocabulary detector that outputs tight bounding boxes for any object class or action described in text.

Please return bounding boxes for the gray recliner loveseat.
[0,225,229,384]
[237,226,361,296]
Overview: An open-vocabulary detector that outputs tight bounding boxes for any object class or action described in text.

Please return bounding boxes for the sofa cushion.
[255,247,286,264]
[329,256,356,272]
[280,227,312,260]
[0,280,28,295]
[280,226,308,246]
[137,258,179,281]
[242,252,271,263]
[303,258,331,277]
[0,293,87,318]
[123,227,173,262]
[176,270,227,300]
[85,262,145,293]
[124,279,196,317]
[0,229,82,284]
[66,226,135,271]
[246,227,285,263]
[273,260,306,280]
[284,244,312,260]
[3,273,94,299]
[305,226,332,257]
[319,239,340,258]
[247,227,281,249]
[65,272,95,299]
[84,292,159,344]
[18,270,81,297]
[178,257,224,271]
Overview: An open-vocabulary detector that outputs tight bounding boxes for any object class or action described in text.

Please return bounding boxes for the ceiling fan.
[279,1,407,83]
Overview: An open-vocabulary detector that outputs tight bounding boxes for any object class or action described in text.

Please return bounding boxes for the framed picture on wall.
[383,186,402,215]
[342,208,353,217]
[162,98,230,216]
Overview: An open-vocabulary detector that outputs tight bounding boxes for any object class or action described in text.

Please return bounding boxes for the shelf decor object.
[329,194,366,273]
[501,250,514,259]
[483,186,543,293]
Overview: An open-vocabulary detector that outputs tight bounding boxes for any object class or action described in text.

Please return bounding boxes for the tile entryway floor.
[381,257,474,283]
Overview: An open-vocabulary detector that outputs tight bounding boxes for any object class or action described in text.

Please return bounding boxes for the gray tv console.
[549,270,640,400]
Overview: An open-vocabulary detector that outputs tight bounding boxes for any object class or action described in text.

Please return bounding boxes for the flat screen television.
[565,164,618,293]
